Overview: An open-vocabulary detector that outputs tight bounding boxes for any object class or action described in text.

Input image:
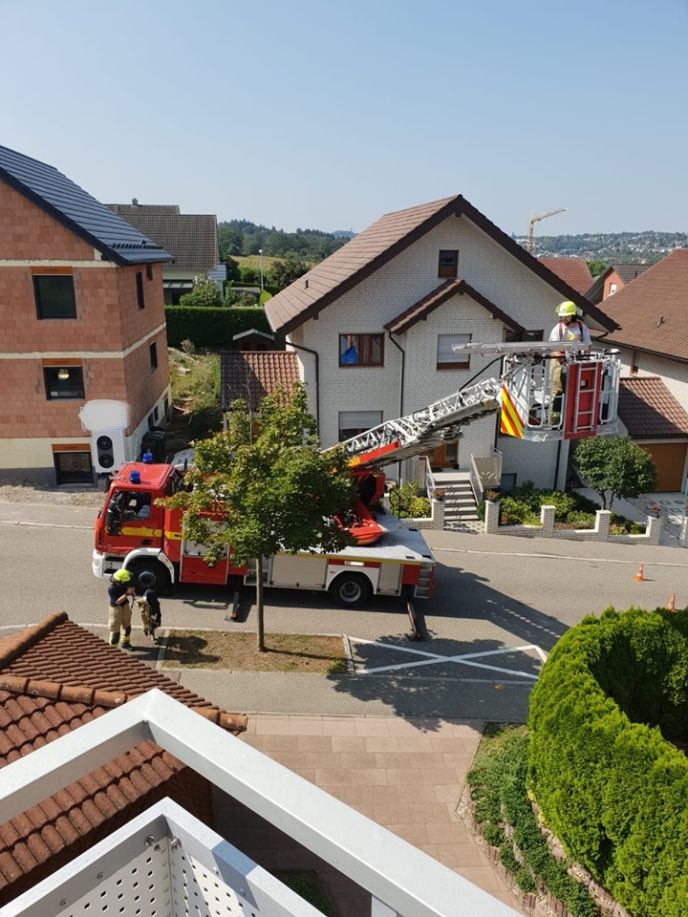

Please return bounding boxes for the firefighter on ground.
[108,568,135,648]
[548,301,591,396]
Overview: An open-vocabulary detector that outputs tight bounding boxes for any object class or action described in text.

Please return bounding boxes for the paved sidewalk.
[176,668,532,721]
[232,713,523,915]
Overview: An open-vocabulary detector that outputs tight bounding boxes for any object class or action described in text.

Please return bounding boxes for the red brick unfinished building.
[0,145,171,485]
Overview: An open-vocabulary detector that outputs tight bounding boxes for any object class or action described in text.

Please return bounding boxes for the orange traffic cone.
[666,593,677,612]
[634,564,645,582]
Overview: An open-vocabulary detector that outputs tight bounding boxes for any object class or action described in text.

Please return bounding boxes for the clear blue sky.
[2,0,686,235]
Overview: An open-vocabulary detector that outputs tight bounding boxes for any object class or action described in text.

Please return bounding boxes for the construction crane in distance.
[527,207,566,252]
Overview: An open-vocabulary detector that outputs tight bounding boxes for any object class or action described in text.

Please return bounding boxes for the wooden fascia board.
[277,198,463,336]
[386,280,525,336]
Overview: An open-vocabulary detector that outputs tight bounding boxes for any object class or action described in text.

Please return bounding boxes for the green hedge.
[165,306,272,348]
[528,607,688,916]
[468,726,596,915]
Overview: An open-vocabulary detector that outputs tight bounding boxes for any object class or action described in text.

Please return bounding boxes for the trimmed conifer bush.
[528,607,688,916]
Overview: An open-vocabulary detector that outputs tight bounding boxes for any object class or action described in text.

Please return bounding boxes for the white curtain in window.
[437,333,471,362]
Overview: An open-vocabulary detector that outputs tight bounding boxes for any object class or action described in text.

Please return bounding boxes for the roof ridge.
[0,674,127,708]
[380,194,459,219]
[0,613,67,670]
[0,673,247,729]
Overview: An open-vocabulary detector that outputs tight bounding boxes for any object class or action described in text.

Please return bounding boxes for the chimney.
[132,197,139,207]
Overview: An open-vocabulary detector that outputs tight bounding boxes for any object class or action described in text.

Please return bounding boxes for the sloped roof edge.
[0,146,170,265]
[385,278,526,336]
[266,194,617,336]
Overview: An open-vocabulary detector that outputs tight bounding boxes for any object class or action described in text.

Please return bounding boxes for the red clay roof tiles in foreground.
[0,613,246,898]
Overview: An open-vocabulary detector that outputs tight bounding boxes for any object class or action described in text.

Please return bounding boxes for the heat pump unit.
[91,428,127,474]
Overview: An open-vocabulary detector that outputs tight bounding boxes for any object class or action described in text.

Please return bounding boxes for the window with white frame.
[338,410,382,441]
[437,333,471,369]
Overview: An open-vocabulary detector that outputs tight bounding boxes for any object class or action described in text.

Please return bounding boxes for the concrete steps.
[434,471,481,531]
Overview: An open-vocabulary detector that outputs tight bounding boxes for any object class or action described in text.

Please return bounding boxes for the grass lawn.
[166,348,222,453]
[233,254,283,271]
[162,631,348,674]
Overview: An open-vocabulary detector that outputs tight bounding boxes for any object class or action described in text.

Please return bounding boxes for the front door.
[428,440,458,470]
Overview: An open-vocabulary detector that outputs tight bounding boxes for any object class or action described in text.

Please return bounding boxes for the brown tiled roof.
[264,194,616,336]
[106,205,219,272]
[538,257,592,294]
[0,613,246,900]
[614,263,652,284]
[585,263,652,304]
[599,250,688,361]
[384,278,526,336]
[618,377,688,439]
[221,350,300,411]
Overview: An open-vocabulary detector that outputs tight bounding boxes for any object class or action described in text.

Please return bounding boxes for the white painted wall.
[294,211,582,485]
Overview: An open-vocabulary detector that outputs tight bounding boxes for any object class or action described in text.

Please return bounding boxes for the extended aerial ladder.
[338,341,620,472]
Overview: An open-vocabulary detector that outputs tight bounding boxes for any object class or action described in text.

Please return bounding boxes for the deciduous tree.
[179,278,223,308]
[574,436,656,510]
[164,387,354,651]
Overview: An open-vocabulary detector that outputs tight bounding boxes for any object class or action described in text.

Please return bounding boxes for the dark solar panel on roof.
[0,145,171,265]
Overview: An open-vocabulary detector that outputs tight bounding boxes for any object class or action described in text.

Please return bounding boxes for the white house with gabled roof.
[265,194,617,507]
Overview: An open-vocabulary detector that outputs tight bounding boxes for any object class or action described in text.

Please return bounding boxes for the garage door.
[638,442,687,492]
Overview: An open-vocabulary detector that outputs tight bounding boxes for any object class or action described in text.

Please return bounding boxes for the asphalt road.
[1,500,686,720]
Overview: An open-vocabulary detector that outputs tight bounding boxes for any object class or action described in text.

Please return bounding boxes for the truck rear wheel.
[329,573,371,608]
[129,560,171,595]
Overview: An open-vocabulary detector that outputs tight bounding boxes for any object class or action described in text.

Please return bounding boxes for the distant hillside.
[220,218,686,268]
[521,230,688,264]
[218,219,345,262]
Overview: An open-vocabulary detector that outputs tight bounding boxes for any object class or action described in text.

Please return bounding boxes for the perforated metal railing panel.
[170,846,256,917]
[54,843,171,917]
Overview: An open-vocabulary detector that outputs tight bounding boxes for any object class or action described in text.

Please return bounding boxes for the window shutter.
[338,411,382,430]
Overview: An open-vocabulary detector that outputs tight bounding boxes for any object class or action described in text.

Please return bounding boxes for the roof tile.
[0,851,22,884]
[25,834,51,865]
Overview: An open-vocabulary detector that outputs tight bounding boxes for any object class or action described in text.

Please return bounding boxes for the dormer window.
[438,250,458,279]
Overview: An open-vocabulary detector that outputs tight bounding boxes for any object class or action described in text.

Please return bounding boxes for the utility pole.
[527,208,566,252]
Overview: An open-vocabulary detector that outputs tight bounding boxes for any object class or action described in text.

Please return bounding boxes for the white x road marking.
[348,637,547,679]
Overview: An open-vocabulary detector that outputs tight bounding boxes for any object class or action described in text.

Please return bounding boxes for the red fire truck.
[92,342,619,607]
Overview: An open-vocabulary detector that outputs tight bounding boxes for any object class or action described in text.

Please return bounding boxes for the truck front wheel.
[329,573,371,608]
[129,560,171,595]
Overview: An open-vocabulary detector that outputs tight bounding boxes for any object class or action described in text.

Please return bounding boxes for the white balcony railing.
[0,690,520,917]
